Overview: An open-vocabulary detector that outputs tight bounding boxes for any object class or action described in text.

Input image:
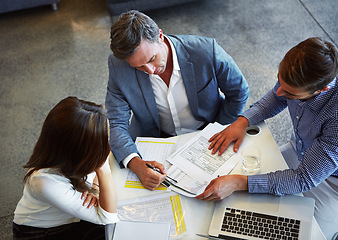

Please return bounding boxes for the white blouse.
[14,162,119,228]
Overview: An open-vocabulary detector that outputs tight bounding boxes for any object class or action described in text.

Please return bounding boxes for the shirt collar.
[165,35,180,74]
[304,76,337,111]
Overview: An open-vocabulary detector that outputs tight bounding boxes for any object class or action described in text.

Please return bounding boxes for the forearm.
[242,86,287,126]
[96,164,117,213]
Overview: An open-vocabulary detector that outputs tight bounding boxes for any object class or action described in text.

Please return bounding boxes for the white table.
[107,121,325,239]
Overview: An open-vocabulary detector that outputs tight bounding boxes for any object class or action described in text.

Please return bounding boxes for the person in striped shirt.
[197,37,338,239]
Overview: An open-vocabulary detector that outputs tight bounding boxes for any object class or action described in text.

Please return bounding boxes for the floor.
[0,0,337,238]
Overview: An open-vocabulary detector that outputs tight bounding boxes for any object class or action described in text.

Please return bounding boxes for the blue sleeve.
[242,81,288,126]
[213,40,249,124]
[105,56,140,167]
[248,85,338,195]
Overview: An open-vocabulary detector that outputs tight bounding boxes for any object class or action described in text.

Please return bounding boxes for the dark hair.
[110,10,160,59]
[279,37,338,92]
[24,96,110,193]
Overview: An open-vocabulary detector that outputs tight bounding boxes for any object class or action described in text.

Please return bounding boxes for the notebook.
[208,191,315,240]
[106,220,171,240]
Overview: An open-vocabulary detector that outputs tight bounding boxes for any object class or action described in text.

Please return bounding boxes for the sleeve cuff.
[241,108,261,126]
[248,174,270,193]
[97,205,119,224]
[122,153,140,168]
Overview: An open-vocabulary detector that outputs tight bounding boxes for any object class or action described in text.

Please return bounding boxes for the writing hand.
[128,157,167,191]
[208,117,249,155]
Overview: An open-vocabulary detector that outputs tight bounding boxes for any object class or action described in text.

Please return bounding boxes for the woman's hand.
[81,191,99,209]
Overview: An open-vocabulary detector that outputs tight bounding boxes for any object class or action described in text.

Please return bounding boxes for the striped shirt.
[243,76,338,196]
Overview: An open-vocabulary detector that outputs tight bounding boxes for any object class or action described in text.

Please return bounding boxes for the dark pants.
[13,221,105,240]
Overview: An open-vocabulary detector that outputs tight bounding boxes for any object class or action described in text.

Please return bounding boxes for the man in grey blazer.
[105,10,249,190]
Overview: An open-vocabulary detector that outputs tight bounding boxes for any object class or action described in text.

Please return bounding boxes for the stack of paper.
[165,123,246,196]
[123,123,248,197]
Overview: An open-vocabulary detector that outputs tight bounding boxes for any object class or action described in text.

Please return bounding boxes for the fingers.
[208,131,221,142]
[81,191,99,209]
[196,187,223,201]
[209,125,247,155]
[139,162,166,191]
[151,161,166,174]
[195,177,232,201]
[216,138,234,156]
[195,181,215,200]
[208,128,233,155]
[233,136,245,152]
[195,189,213,201]
[210,136,232,155]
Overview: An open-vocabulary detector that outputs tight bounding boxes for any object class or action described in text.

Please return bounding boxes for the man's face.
[125,32,168,75]
[276,74,319,100]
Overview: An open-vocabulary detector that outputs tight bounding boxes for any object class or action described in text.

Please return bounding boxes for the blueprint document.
[166,122,247,196]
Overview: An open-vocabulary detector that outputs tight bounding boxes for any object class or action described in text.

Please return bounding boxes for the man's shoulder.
[168,34,221,61]
[168,34,215,47]
[108,53,136,79]
[108,53,130,67]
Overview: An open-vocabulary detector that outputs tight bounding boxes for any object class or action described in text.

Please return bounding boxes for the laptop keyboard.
[221,207,301,240]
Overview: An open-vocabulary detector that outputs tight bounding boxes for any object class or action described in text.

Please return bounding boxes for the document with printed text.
[166,123,247,196]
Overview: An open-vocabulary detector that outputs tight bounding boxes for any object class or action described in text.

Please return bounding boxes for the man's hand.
[208,117,249,155]
[128,157,167,190]
[195,175,248,201]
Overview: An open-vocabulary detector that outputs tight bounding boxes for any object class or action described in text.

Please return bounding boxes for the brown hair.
[279,37,338,92]
[110,10,160,59]
[24,96,110,192]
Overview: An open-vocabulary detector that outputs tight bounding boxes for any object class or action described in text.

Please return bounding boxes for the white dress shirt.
[122,36,203,167]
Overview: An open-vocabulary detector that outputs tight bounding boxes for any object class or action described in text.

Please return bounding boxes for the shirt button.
[296,116,299,119]
[301,152,304,155]
[299,140,302,143]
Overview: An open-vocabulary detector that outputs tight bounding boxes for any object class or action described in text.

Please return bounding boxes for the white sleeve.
[122,153,140,168]
[30,172,119,225]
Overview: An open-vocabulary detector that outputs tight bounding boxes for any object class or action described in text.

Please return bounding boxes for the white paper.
[124,137,177,188]
[167,123,246,188]
[112,221,170,240]
[166,165,207,197]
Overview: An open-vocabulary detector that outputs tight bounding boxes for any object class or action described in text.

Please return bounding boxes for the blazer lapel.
[136,70,160,127]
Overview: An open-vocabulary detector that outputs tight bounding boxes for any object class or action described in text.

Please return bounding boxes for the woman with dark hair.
[13,96,118,240]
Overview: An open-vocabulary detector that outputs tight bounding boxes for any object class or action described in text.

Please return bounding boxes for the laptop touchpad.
[248,194,280,213]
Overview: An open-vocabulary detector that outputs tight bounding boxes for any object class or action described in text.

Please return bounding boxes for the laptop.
[208,191,315,240]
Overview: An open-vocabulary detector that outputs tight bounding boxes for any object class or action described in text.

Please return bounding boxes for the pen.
[164,179,197,195]
[145,163,177,183]
[145,163,196,195]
